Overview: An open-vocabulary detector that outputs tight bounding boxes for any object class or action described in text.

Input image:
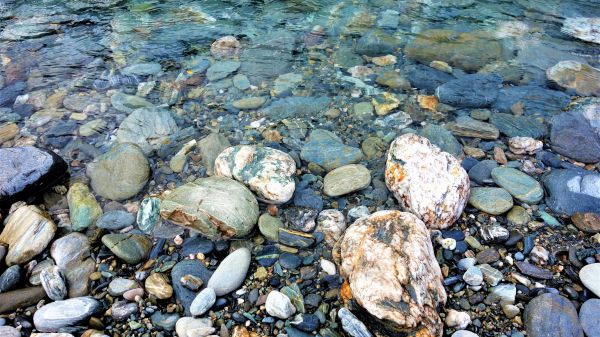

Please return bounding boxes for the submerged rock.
[543,169,600,216]
[160,176,259,239]
[0,204,56,265]
[116,107,180,155]
[562,17,600,44]
[435,74,502,108]
[301,129,364,171]
[87,143,150,201]
[0,146,67,207]
[214,145,296,204]
[338,210,446,336]
[385,133,469,229]
[550,98,600,163]
[197,132,231,176]
[67,182,102,231]
[547,61,600,97]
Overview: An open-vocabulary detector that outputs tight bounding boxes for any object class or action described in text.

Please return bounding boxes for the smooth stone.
[572,212,600,234]
[355,29,401,57]
[175,317,213,337]
[265,290,296,319]
[579,263,600,297]
[278,228,315,248]
[452,331,479,337]
[159,176,259,239]
[463,266,483,286]
[0,204,56,265]
[323,164,371,197]
[491,167,543,204]
[50,233,94,297]
[385,133,469,229]
[207,248,251,296]
[150,311,180,331]
[457,258,477,271]
[492,86,570,119]
[468,160,498,185]
[101,233,152,265]
[0,81,26,107]
[214,145,296,204]
[420,124,462,157]
[315,210,346,247]
[197,133,231,176]
[489,113,547,139]
[0,286,46,314]
[232,97,267,110]
[123,288,144,301]
[507,206,530,225]
[40,266,67,301]
[300,129,364,171]
[524,293,583,337]
[122,62,162,76]
[290,313,320,332]
[181,237,214,256]
[145,273,173,300]
[258,214,282,242]
[171,260,213,316]
[116,107,179,155]
[485,283,516,304]
[449,116,499,140]
[67,182,102,231]
[0,146,67,207]
[108,278,138,296]
[579,299,600,337]
[405,64,454,94]
[469,187,513,215]
[87,143,150,201]
[0,265,22,292]
[260,96,331,120]
[190,287,216,316]
[111,301,139,321]
[0,326,20,337]
[550,99,600,163]
[137,197,162,234]
[110,92,153,113]
[542,169,600,216]
[436,73,501,108]
[515,261,553,280]
[96,210,136,230]
[33,297,102,333]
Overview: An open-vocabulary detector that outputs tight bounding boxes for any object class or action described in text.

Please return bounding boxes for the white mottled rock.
[580,263,600,297]
[320,259,336,275]
[33,297,101,332]
[214,145,296,204]
[175,317,213,337]
[0,204,56,265]
[562,17,600,44]
[385,134,470,229]
[190,287,216,316]
[338,308,372,337]
[445,310,471,330]
[452,330,479,337]
[265,290,296,319]
[508,137,543,155]
[315,209,346,246]
[338,210,447,336]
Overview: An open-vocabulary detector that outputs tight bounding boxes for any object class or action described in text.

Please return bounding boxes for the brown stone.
[0,122,19,144]
[572,212,600,234]
[145,273,173,299]
[0,286,46,314]
[476,248,500,264]
[338,210,446,336]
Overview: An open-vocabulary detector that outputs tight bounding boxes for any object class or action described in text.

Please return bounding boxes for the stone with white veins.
[116,107,180,155]
[339,210,446,336]
[445,310,471,330]
[40,266,67,301]
[265,290,296,319]
[579,263,600,297]
[338,307,372,337]
[33,297,101,332]
[315,209,346,246]
[190,287,216,316]
[207,248,251,296]
[385,133,469,229]
[214,145,296,204]
[562,17,600,45]
[50,233,95,298]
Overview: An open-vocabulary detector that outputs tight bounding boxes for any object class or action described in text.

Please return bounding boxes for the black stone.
[293,188,323,211]
[489,113,547,139]
[492,86,570,118]
[0,265,22,292]
[442,229,465,241]
[468,160,498,185]
[542,169,600,216]
[405,64,454,93]
[505,230,523,247]
[435,73,502,108]
[291,313,320,332]
[278,229,315,249]
[579,299,600,337]
[170,260,213,315]
[551,102,600,163]
[256,245,279,267]
[181,237,214,256]
[0,146,68,208]
[461,157,479,171]
[279,252,301,270]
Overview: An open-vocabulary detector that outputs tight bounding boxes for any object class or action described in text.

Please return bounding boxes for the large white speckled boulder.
[337,210,447,336]
[385,133,469,229]
[214,145,296,204]
[159,176,259,239]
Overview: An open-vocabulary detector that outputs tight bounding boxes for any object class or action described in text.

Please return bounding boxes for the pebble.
[0,265,22,292]
[486,283,516,304]
[278,228,315,248]
[457,258,477,271]
[515,261,553,280]
[452,331,479,337]
[40,266,67,301]
[469,187,513,215]
[171,260,212,316]
[323,164,371,197]
[190,287,216,316]
[279,252,301,270]
[315,209,346,246]
[111,301,139,321]
[50,233,95,297]
[101,233,152,265]
[145,273,173,299]
[479,264,503,286]
[116,107,179,154]
[265,290,296,319]
[524,293,583,337]
[338,307,372,337]
[579,263,600,297]
[320,259,336,276]
[300,129,364,171]
[33,297,101,332]
[175,317,213,337]
[67,182,103,231]
[207,248,251,296]
[123,288,144,301]
[445,310,471,330]
[491,167,543,204]
[137,197,162,234]
[572,212,600,234]
[463,266,483,286]
[0,326,20,337]
[258,214,282,242]
[96,210,136,230]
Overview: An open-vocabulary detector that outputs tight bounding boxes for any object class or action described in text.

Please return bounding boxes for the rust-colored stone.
[572,212,600,234]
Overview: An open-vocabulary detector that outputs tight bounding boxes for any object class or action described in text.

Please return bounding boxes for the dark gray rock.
[435,74,502,108]
[515,261,553,280]
[0,146,67,208]
[150,311,180,331]
[489,113,547,139]
[579,299,600,337]
[0,82,26,107]
[0,265,22,293]
[171,259,212,316]
[42,121,77,148]
[524,293,583,337]
[550,99,600,163]
[405,64,454,94]
[96,210,136,230]
[492,86,571,118]
[468,160,498,185]
[542,169,600,216]
[240,30,295,85]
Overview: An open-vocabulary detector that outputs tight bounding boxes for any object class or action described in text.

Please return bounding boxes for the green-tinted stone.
[538,210,561,227]
[67,182,102,231]
[137,197,162,234]
[323,164,371,197]
[281,283,305,313]
[232,96,267,110]
[507,206,530,225]
[420,124,462,157]
[376,72,410,89]
[102,233,152,265]
[469,187,514,215]
[491,167,544,204]
[352,102,373,121]
[258,214,282,242]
